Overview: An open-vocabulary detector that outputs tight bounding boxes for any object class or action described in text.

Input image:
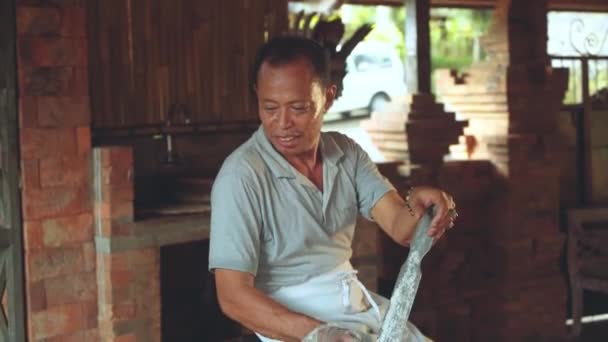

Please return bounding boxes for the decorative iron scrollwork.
[569,18,608,56]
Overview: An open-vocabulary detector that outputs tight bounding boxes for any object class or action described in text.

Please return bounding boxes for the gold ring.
[448,208,458,220]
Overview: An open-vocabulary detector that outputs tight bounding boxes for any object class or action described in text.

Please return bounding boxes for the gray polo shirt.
[208,126,394,292]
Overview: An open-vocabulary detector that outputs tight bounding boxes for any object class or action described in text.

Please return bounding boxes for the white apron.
[255,262,431,342]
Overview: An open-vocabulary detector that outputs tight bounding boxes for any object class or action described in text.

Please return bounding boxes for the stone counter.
[94,213,210,254]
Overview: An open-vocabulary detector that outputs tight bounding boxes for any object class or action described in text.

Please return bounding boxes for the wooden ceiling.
[296,0,608,11]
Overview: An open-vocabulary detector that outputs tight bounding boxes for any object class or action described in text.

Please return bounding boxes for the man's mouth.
[278,136,297,142]
[275,134,301,147]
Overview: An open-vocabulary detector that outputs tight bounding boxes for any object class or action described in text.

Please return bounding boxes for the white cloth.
[255,262,430,341]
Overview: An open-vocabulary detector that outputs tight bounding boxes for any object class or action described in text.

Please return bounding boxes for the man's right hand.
[214,268,323,341]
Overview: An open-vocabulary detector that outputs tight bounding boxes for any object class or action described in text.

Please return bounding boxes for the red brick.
[132,270,160,313]
[82,328,100,342]
[97,149,111,167]
[17,6,62,36]
[76,126,91,155]
[109,220,135,236]
[95,217,111,237]
[45,272,96,307]
[19,66,77,97]
[95,203,111,221]
[22,183,91,220]
[39,154,90,188]
[129,248,157,267]
[46,331,85,342]
[352,219,378,259]
[110,148,134,174]
[102,252,130,272]
[110,201,134,221]
[103,286,131,307]
[27,247,85,282]
[37,96,91,127]
[69,67,89,96]
[109,270,133,288]
[81,301,99,330]
[107,302,136,321]
[23,220,44,251]
[61,7,86,38]
[19,96,38,128]
[17,0,84,6]
[26,280,47,312]
[20,159,40,192]
[113,334,137,342]
[135,293,160,320]
[97,321,116,340]
[30,303,83,340]
[41,213,93,248]
[99,168,111,187]
[110,184,135,203]
[99,179,133,204]
[20,128,76,159]
[19,37,87,68]
[83,242,96,272]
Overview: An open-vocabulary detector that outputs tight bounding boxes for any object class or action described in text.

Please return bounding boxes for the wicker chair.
[567,208,608,337]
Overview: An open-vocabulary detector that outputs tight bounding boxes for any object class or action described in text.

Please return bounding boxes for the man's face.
[256,58,335,158]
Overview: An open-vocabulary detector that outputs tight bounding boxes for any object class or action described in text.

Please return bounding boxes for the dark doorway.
[161,240,243,341]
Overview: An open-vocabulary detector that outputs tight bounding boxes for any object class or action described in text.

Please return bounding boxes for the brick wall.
[16,1,98,340]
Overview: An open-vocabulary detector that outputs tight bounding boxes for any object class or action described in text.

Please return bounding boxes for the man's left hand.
[408,186,457,240]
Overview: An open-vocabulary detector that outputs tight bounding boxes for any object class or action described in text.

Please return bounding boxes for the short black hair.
[251,36,330,90]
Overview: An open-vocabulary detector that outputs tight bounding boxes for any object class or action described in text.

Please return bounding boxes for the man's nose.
[278,109,293,129]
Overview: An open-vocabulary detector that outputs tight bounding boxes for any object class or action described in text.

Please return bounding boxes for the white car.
[325,42,407,121]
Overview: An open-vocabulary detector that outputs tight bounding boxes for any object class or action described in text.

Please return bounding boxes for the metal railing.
[550,55,608,105]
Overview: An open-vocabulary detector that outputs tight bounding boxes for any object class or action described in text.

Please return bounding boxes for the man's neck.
[285,144,323,191]
[285,146,321,176]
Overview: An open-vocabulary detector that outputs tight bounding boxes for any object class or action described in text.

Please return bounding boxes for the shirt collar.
[254,126,345,179]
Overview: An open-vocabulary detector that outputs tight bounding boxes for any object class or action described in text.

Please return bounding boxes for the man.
[209,36,456,341]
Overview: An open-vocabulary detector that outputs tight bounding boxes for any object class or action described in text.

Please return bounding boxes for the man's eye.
[292,106,307,112]
[264,107,278,113]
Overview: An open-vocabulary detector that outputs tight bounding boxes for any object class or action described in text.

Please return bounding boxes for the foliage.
[338,5,493,74]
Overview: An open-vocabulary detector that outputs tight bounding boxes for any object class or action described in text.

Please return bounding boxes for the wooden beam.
[404,0,431,94]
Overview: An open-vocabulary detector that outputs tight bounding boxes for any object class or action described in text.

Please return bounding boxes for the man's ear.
[324,84,337,112]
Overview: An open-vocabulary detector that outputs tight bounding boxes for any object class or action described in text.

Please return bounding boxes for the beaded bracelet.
[405,187,416,217]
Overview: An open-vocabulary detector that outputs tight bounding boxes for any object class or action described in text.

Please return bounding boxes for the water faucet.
[156,103,191,165]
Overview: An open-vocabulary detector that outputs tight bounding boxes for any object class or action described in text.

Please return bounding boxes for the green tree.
[339,5,492,72]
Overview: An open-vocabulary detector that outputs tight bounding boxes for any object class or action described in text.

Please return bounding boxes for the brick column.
[16,2,99,341]
[92,147,161,342]
[430,0,569,340]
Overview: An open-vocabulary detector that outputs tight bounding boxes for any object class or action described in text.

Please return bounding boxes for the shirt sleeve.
[353,141,396,221]
[208,171,263,276]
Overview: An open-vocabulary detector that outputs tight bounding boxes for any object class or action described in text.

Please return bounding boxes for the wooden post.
[581,57,592,205]
[0,0,26,340]
[404,0,431,94]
